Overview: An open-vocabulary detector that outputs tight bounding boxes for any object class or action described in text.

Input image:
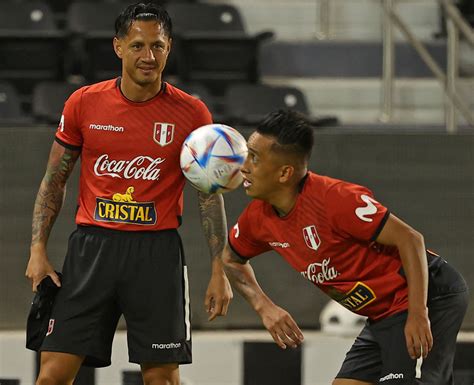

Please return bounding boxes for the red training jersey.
[55,79,212,231]
[229,172,409,321]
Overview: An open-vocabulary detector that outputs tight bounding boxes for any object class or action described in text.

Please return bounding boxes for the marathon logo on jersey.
[268,241,291,249]
[94,186,157,225]
[89,123,125,132]
[338,282,376,312]
[153,122,175,146]
[303,225,321,251]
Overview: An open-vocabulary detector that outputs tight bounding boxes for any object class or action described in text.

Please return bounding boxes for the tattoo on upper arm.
[31,146,79,246]
[198,192,227,260]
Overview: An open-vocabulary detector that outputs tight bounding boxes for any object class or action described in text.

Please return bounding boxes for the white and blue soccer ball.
[180,124,248,194]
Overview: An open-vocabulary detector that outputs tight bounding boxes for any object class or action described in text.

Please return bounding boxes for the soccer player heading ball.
[25,2,232,384]
[222,110,468,384]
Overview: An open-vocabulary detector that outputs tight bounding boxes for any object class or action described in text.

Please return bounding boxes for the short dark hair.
[256,110,314,162]
[115,2,172,38]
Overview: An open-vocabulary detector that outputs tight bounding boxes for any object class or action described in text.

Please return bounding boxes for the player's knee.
[36,374,73,385]
[142,363,180,385]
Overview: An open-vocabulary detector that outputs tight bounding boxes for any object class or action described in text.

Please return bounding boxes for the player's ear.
[279,165,294,183]
[113,37,123,59]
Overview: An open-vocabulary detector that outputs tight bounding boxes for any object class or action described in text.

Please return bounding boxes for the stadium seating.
[166,3,274,95]
[66,1,127,81]
[32,81,82,123]
[223,83,338,127]
[0,83,22,120]
[0,82,32,126]
[0,1,66,96]
[171,81,224,120]
[224,83,309,125]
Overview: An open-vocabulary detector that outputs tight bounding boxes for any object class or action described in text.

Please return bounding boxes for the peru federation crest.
[153,122,175,146]
[303,225,321,251]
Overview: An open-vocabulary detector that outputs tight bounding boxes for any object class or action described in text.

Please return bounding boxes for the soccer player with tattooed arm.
[25,3,232,385]
[222,110,468,385]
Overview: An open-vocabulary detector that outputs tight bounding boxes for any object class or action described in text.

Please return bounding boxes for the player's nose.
[142,47,156,62]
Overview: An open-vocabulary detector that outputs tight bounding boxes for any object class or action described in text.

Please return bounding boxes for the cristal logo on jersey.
[154,122,175,146]
[355,194,379,222]
[94,154,165,180]
[338,282,376,312]
[94,186,157,225]
[303,225,321,250]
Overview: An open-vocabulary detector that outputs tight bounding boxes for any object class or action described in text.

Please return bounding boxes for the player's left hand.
[404,307,433,359]
[205,268,233,321]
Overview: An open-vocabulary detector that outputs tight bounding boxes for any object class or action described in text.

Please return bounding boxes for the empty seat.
[0,82,32,125]
[166,3,273,95]
[224,83,310,125]
[0,1,66,95]
[224,83,339,127]
[67,1,129,81]
[172,81,222,118]
[32,81,82,123]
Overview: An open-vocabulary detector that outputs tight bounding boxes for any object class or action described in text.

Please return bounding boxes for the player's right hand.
[25,248,61,292]
[259,304,304,349]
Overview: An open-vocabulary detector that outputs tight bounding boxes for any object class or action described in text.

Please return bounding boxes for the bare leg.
[333,379,374,385]
[141,362,180,385]
[36,351,84,385]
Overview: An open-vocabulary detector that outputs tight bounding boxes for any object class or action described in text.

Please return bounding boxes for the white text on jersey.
[94,154,165,180]
[301,258,339,284]
[89,123,125,132]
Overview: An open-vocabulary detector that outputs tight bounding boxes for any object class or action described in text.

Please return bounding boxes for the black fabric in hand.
[26,272,62,351]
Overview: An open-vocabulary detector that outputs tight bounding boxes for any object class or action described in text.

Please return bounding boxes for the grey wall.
[1,127,472,331]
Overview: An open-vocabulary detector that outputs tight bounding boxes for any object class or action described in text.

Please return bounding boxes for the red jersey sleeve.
[326,182,389,241]
[55,88,84,148]
[229,204,272,259]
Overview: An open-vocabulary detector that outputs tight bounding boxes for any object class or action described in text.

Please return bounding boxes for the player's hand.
[25,246,61,292]
[259,304,304,349]
[205,268,233,321]
[404,307,433,359]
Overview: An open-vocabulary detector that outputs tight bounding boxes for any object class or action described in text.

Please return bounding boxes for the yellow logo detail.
[94,187,156,225]
[338,282,376,312]
[113,186,136,202]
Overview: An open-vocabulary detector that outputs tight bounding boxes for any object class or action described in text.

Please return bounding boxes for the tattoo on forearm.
[198,192,227,260]
[31,149,78,246]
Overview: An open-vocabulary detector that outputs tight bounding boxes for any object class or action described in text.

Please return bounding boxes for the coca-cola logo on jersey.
[301,258,339,285]
[94,154,166,180]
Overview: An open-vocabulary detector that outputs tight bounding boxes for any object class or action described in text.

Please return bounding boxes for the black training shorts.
[336,257,468,384]
[40,225,192,367]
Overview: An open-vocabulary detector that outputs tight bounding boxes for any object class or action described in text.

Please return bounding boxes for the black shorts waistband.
[76,225,178,238]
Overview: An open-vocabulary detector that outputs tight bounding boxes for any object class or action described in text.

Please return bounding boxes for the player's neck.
[270,186,300,217]
[119,76,163,102]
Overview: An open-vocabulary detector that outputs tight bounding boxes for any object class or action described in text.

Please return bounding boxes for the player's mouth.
[138,66,156,74]
[243,178,252,189]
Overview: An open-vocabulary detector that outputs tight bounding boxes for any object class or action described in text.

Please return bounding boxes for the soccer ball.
[319,300,366,336]
[180,124,248,194]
